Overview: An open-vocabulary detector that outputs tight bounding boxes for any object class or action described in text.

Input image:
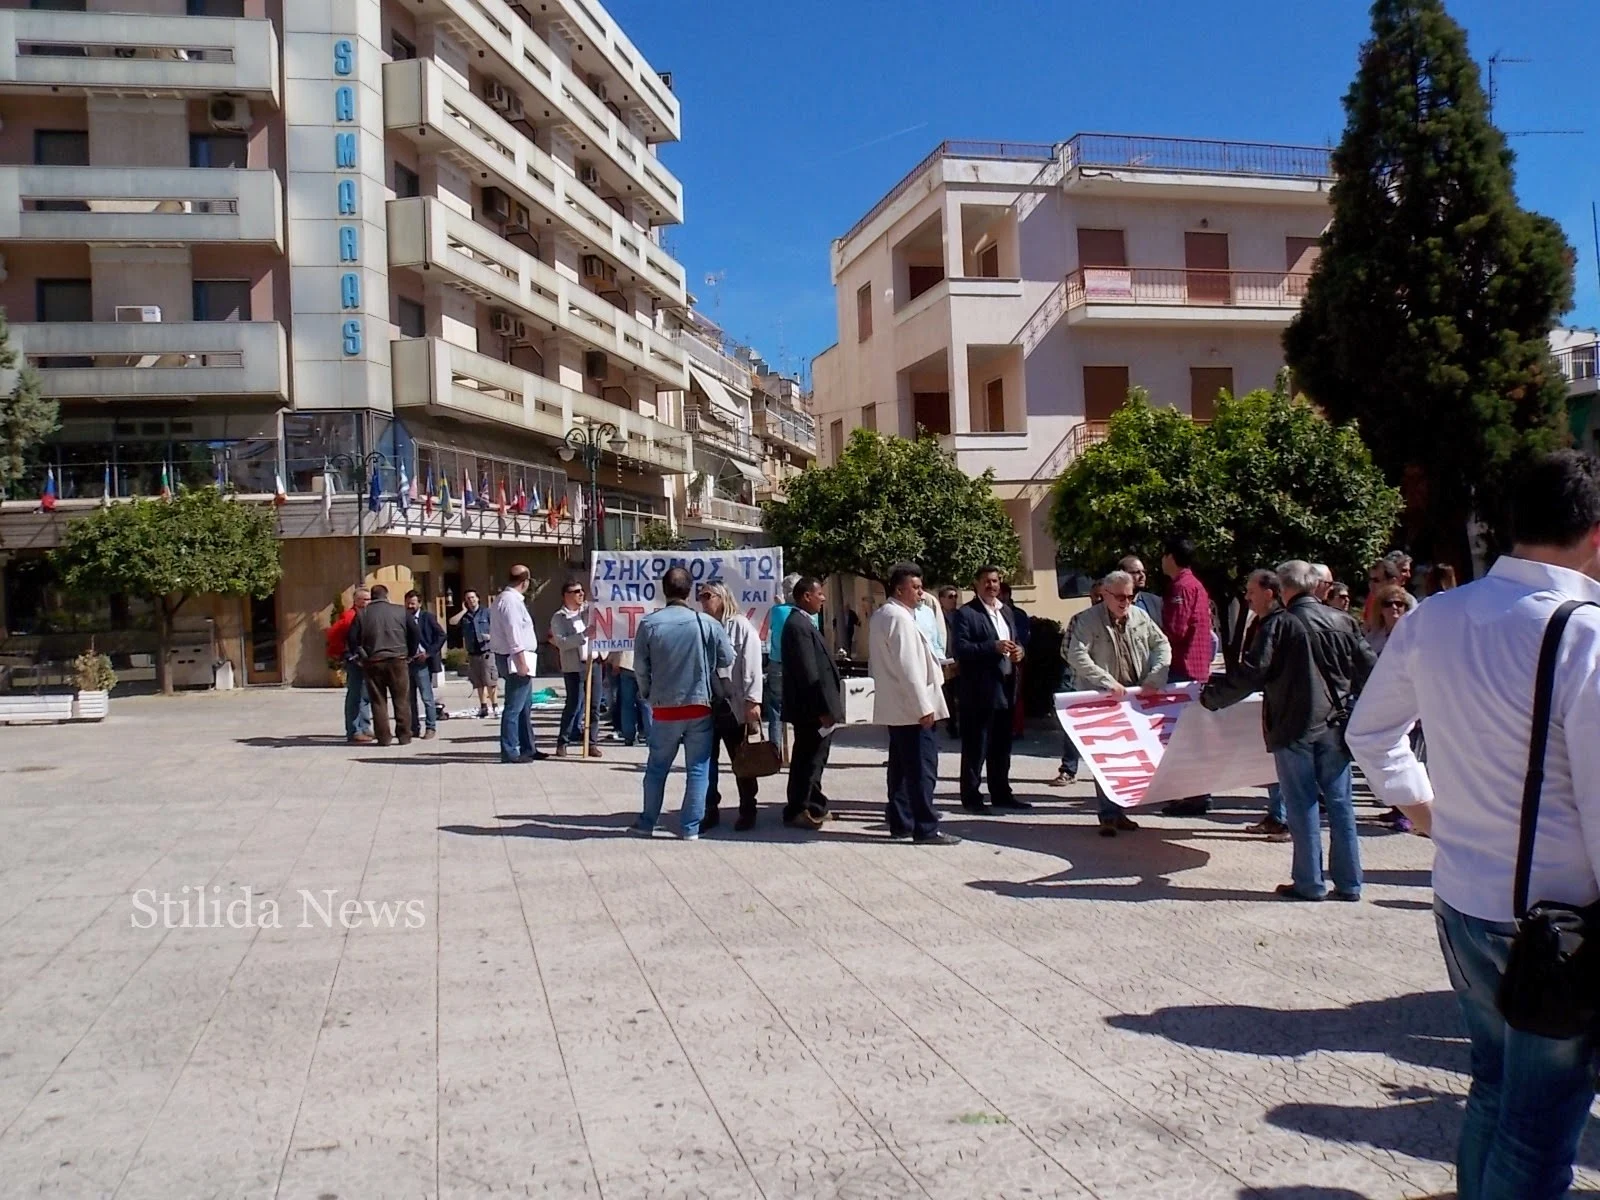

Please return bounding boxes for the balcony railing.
[686,496,762,530]
[0,9,280,102]
[684,407,760,461]
[754,402,817,453]
[672,329,753,393]
[840,140,1056,245]
[10,321,288,400]
[1066,267,1311,310]
[0,166,282,248]
[1556,344,1598,383]
[1064,134,1333,181]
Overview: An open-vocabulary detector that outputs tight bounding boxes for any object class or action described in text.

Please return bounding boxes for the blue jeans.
[1272,733,1360,897]
[558,670,595,747]
[617,670,653,745]
[1435,897,1597,1200]
[1060,731,1080,775]
[1093,782,1121,824]
[1265,782,1286,825]
[764,661,783,748]
[408,662,436,733]
[344,662,372,737]
[640,715,716,837]
[886,724,940,840]
[498,663,535,762]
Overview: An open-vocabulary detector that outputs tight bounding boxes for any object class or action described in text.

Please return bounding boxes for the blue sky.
[607,0,1599,379]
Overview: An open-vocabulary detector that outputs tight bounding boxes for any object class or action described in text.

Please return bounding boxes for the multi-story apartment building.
[670,310,765,543]
[1553,326,1599,454]
[813,134,1333,621]
[0,0,691,685]
[751,368,815,504]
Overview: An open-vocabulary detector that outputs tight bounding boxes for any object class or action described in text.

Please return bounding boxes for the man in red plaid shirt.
[1161,536,1216,816]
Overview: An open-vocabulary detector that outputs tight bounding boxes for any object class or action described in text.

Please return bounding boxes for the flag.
[496,480,508,516]
[514,478,527,514]
[441,476,453,519]
[478,473,491,510]
[396,460,409,515]
[41,467,57,512]
[596,491,606,522]
[214,458,226,493]
[530,481,542,513]
[323,468,335,525]
[101,464,111,508]
[546,498,558,530]
[423,465,435,517]
[159,462,172,500]
[273,471,288,507]
[367,465,381,513]
[572,487,585,525]
[462,470,475,510]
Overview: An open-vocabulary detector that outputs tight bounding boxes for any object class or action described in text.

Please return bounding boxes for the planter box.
[0,693,76,724]
[73,690,110,721]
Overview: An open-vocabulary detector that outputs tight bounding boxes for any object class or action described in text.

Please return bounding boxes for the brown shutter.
[1184,232,1230,304]
[856,283,872,341]
[1076,228,1127,267]
[1189,367,1233,422]
[1082,365,1130,421]
[984,378,1005,431]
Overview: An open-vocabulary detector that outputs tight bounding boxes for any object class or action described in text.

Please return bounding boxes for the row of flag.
[41,462,179,511]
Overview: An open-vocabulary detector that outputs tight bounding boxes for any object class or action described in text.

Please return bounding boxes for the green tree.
[1282,0,1574,569]
[0,308,57,497]
[1048,387,1401,650]
[631,520,735,552]
[52,488,282,694]
[762,429,1021,587]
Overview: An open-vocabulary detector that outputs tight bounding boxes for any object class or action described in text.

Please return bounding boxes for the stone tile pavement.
[1,679,1597,1199]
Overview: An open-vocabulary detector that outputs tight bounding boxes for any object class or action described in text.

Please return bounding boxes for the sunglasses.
[1381,599,1408,610]
[1106,592,1135,601]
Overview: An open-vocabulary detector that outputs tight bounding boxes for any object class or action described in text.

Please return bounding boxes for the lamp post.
[558,421,618,563]
[327,439,393,584]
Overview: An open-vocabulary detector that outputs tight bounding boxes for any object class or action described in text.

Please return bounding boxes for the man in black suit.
[950,565,1030,812]
[782,576,845,830]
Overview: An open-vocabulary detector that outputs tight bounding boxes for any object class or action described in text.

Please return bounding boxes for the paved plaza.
[0,681,1596,1199]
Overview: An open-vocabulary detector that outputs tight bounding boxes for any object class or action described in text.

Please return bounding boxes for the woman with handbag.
[698,581,768,833]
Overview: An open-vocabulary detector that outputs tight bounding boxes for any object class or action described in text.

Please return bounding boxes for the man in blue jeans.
[632,566,732,840]
[488,564,546,764]
[405,590,447,739]
[1350,451,1600,1200]
[1203,560,1375,900]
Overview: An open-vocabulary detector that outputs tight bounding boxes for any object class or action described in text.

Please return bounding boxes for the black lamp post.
[326,441,393,583]
[558,421,619,562]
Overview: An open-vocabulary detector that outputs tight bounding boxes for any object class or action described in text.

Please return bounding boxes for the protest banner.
[588,548,784,653]
[1055,682,1275,807]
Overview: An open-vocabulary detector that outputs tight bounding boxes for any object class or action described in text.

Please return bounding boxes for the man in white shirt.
[1348,451,1600,1200]
[950,565,1028,813]
[489,564,546,764]
[870,562,959,846]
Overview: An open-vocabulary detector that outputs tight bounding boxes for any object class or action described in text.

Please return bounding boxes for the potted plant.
[71,643,116,720]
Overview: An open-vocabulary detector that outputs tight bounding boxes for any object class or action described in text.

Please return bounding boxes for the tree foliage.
[0,307,57,496]
[762,430,1021,586]
[633,520,734,552]
[1282,0,1574,567]
[1048,387,1401,624]
[52,488,282,693]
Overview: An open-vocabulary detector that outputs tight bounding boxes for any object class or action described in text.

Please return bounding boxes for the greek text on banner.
[588,549,785,653]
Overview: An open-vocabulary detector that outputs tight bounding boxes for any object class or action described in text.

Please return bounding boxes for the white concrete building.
[813,135,1333,620]
[1553,326,1599,453]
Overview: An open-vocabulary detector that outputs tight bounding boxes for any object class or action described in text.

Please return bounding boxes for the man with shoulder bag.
[1349,451,1600,1200]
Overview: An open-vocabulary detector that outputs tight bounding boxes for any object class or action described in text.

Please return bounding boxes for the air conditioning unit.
[491,311,518,337]
[577,161,599,187]
[510,319,530,344]
[208,95,251,131]
[481,186,511,222]
[584,350,607,380]
[115,305,162,323]
[658,70,674,92]
[502,93,525,123]
[483,79,513,112]
[580,254,615,285]
[506,202,532,233]
[588,75,608,103]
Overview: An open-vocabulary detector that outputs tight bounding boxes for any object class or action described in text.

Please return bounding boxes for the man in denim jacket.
[633,566,733,840]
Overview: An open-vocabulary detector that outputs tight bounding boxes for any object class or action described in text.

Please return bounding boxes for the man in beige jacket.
[870,562,960,845]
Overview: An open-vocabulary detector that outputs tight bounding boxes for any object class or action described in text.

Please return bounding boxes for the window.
[189,133,248,168]
[390,32,416,60]
[394,163,420,199]
[855,283,872,342]
[906,265,942,302]
[30,0,87,9]
[34,130,88,166]
[396,298,426,338]
[984,378,1005,432]
[977,243,1001,278]
[829,419,844,462]
[1184,231,1230,304]
[187,0,245,14]
[1189,367,1233,422]
[193,280,251,322]
[912,392,951,436]
[1082,365,1130,422]
[1286,235,1320,300]
[861,404,877,433]
[1076,228,1127,267]
[37,279,91,322]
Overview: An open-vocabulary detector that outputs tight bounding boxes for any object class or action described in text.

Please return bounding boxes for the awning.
[689,365,744,423]
[725,458,765,485]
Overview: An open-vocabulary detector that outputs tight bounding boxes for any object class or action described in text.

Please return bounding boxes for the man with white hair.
[1202,560,1376,899]
[1311,563,1334,602]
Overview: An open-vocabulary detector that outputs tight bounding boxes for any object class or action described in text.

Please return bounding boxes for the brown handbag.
[732,723,784,778]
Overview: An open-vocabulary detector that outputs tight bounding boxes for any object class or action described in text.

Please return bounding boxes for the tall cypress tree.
[1283,0,1574,569]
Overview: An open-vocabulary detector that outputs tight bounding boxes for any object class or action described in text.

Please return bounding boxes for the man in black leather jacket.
[1202,560,1376,901]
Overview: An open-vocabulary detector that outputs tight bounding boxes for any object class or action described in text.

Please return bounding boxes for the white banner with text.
[589,549,785,653]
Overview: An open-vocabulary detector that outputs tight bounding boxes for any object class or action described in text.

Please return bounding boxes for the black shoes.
[734,813,757,832]
[991,797,1032,811]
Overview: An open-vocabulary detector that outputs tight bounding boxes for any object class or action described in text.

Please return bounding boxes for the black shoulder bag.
[697,614,742,741]
[1497,599,1600,1039]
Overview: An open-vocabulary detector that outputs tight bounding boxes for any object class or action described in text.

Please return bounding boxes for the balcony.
[686,496,763,532]
[391,336,690,475]
[1557,343,1598,396]
[10,322,288,401]
[0,167,282,249]
[382,58,684,304]
[684,407,761,463]
[387,196,686,390]
[1064,268,1310,327]
[538,0,680,140]
[399,0,682,224]
[0,10,279,104]
[671,329,753,393]
[754,401,817,455]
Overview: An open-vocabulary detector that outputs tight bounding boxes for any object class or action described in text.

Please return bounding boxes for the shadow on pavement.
[439,809,902,846]
[237,735,362,749]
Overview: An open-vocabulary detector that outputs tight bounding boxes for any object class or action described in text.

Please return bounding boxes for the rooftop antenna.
[703,270,725,315]
[1487,51,1584,138]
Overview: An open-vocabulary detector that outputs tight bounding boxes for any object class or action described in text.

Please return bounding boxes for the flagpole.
[328,422,392,586]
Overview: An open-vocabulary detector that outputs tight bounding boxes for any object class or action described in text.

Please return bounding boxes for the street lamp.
[326,443,392,584]
[558,421,619,561]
